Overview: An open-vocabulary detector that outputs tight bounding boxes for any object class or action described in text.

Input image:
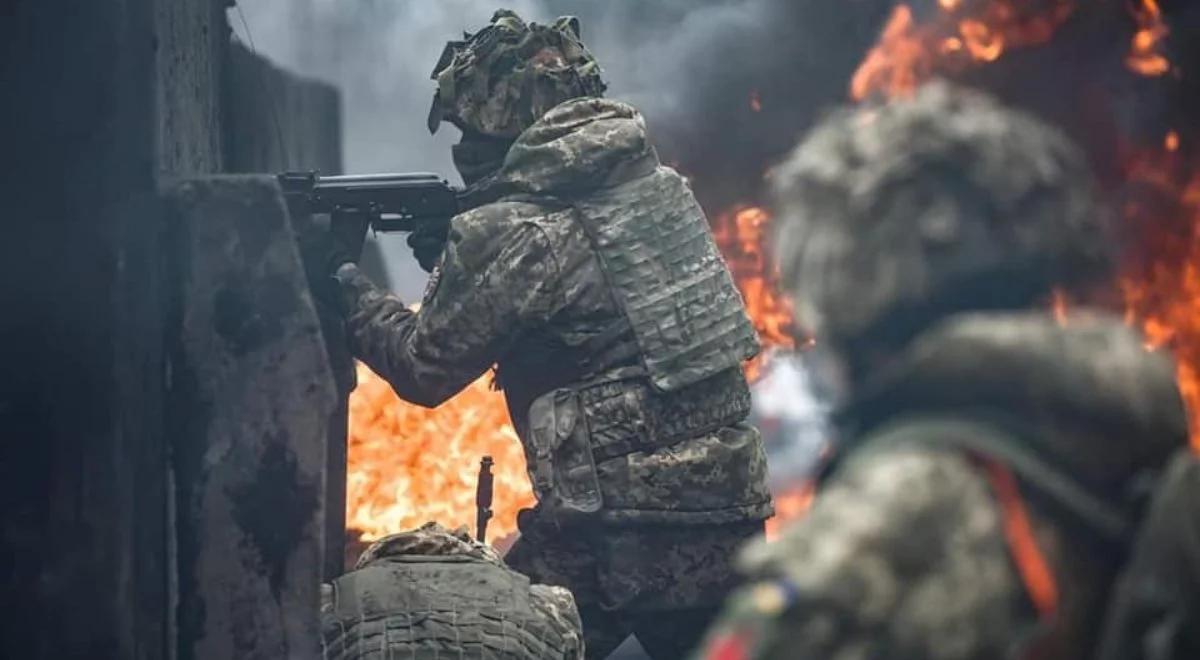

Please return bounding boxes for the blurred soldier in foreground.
[1095,449,1200,660]
[694,82,1189,660]
[322,523,584,658]
[325,10,772,658]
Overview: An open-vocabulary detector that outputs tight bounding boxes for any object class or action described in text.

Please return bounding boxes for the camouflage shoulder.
[712,444,1026,659]
[445,200,552,269]
[690,578,799,660]
[449,199,547,238]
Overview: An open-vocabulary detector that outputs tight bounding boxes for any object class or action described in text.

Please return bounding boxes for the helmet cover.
[427,9,607,138]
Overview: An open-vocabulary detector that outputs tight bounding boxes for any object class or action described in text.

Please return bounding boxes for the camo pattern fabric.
[336,94,771,658]
[335,96,772,525]
[322,522,583,659]
[428,10,606,139]
[352,522,501,569]
[694,312,1187,660]
[507,515,765,660]
[694,447,1032,660]
[690,82,1186,660]
[770,81,1112,356]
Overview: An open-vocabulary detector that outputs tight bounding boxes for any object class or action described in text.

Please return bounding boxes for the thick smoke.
[230,0,1200,295]
[231,0,892,295]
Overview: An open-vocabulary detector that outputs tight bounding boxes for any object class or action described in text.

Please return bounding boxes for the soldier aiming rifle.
[316,9,773,659]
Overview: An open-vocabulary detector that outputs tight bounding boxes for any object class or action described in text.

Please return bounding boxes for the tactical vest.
[489,164,767,524]
[528,168,763,525]
[322,556,579,659]
[569,166,760,393]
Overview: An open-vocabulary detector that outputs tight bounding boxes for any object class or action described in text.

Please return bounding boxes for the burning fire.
[851,0,1075,101]
[850,0,1198,448]
[346,206,802,551]
[1119,140,1200,449]
[712,206,799,380]
[1050,287,1070,327]
[764,482,816,540]
[346,0,1200,559]
[347,362,535,544]
[1126,0,1171,77]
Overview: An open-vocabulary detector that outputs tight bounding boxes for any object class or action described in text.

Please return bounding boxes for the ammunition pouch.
[526,368,752,523]
[528,387,605,522]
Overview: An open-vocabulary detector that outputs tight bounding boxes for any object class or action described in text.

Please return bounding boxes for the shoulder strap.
[853,416,1135,547]
[487,192,646,387]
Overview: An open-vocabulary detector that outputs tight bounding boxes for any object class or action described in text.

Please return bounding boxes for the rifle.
[277,171,463,236]
[476,456,495,543]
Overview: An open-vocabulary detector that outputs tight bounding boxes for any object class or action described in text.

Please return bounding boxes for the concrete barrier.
[225,42,342,175]
[166,176,335,659]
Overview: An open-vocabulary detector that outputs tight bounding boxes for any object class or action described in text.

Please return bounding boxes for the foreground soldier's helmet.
[771,81,1114,355]
[354,521,499,568]
[325,522,585,659]
[427,9,607,138]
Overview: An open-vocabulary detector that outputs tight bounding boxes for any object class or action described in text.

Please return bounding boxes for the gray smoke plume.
[231,0,892,294]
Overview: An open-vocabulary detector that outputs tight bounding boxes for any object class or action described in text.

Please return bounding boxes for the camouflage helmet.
[354,522,501,569]
[427,9,607,139]
[771,81,1114,354]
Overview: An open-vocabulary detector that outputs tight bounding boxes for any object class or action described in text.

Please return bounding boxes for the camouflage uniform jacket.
[694,311,1187,660]
[336,97,772,525]
[322,524,583,659]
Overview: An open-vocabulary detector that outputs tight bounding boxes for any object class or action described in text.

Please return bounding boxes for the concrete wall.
[156,0,229,176]
[0,1,343,658]
[2,2,221,658]
[222,40,353,581]
[166,176,335,659]
[225,41,343,174]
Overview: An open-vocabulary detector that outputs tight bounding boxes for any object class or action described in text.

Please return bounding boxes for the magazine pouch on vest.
[527,387,603,521]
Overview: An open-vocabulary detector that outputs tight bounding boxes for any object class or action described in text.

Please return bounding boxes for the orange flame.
[764,482,815,540]
[848,1,1197,453]
[1119,142,1200,450]
[346,206,801,548]
[852,4,929,101]
[711,206,798,380]
[750,89,763,113]
[1126,0,1171,77]
[347,362,535,544]
[851,1,1076,101]
[1050,287,1070,326]
[960,19,1005,62]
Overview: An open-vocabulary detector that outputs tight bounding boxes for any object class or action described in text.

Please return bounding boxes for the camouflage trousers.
[505,509,763,660]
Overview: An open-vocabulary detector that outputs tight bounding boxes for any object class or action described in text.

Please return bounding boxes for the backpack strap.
[847,416,1119,660]
[853,415,1136,548]
[979,459,1060,619]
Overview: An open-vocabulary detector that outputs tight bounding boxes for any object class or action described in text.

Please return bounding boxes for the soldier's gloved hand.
[326,209,372,274]
[407,224,448,273]
[330,262,376,317]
